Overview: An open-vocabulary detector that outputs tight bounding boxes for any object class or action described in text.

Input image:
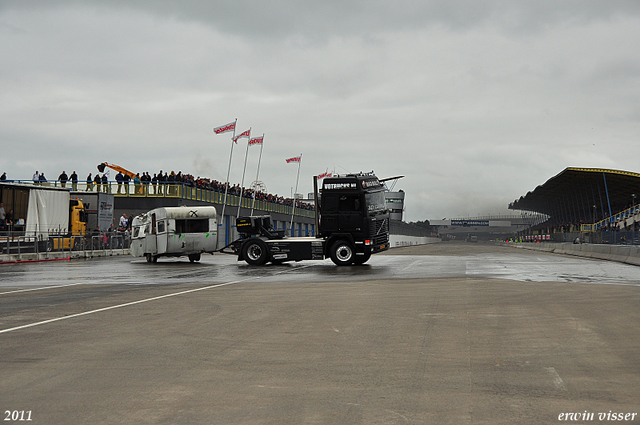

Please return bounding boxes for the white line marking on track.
[0,265,311,335]
[399,259,422,274]
[544,366,567,391]
[0,282,86,295]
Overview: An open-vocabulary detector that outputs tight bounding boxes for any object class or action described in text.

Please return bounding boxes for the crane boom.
[97,162,136,179]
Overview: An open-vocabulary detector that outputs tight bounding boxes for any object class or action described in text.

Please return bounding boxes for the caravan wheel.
[188,253,201,262]
[146,254,158,263]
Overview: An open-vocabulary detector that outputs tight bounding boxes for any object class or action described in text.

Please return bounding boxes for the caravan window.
[175,219,209,234]
[157,220,165,233]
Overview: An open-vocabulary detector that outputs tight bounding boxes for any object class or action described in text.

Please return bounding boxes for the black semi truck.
[225,171,390,266]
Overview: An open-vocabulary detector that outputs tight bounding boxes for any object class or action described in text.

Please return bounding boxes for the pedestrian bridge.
[10,179,315,219]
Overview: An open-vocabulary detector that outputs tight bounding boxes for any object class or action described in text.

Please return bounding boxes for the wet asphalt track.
[1,243,640,424]
[2,243,640,289]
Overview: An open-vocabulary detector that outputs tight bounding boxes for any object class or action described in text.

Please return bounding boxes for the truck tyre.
[353,251,372,265]
[330,240,355,266]
[188,253,201,262]
[242,239,269,266]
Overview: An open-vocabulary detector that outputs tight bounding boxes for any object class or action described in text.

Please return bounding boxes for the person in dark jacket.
[101,173,109,193]
[58,171,68,188]
[115,171,124,194]
[70,171,78,190]
[94,173,101,192]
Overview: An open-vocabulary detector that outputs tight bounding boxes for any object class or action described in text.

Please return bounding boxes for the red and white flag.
[233,129,251,143]
[249,136,264,146]
[286,156,301,163]
[213,121,236,134]
[318,171,332,179]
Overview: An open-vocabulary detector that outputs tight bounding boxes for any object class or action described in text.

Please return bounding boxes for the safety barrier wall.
[508,242,640,267]
[390,234,441,247]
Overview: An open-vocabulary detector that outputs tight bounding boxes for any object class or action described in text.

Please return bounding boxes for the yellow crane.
[97,162,136,179]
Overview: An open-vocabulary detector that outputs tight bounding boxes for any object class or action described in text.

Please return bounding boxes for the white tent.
[24,188,70,237]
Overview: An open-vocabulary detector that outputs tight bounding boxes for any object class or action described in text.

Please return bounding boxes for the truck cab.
[318,172,390,264]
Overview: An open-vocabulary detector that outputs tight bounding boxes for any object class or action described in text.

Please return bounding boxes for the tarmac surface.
[1,242,639,424]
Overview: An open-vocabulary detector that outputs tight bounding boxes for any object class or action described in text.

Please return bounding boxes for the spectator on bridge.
[151,173,158,194]
[70,171,78,191]
[94,173,101,192]
[141,172,151,195]
[58,170,68,188]
[133,173,141,194]
[86,173,93,191]
[157,170,165,195]
[101,173,109,193]
[115,171,124,194]
[123,172,130,194]
[0,172,6,181]
[167,171,176,195]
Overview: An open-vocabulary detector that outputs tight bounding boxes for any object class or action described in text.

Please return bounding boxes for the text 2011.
[4,411,32,421]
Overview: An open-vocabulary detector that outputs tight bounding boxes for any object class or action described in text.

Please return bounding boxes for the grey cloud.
[4,1,640,39]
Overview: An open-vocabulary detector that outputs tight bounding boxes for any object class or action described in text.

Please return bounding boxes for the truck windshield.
[365,190,386,214]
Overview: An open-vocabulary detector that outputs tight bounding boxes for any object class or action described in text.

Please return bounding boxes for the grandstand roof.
[508,168,640,222]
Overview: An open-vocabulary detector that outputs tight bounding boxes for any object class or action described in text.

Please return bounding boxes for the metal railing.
[1,229,130,258]
[580,204,640,232]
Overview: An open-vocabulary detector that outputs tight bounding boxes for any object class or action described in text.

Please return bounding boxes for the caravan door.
[144,213,158,255]
[156,217,168,254]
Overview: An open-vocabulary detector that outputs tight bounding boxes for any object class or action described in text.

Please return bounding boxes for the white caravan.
[130,206,218,262]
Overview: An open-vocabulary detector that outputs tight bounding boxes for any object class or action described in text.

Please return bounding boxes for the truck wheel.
[242,239,269,266]
[188,253,201,262]
[353,251,372,265]
[330,240,355,266]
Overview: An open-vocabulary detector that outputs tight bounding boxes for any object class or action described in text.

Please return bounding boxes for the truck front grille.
[370,218,389,245]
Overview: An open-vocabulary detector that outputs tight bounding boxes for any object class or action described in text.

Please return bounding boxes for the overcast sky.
[1,1,639,222]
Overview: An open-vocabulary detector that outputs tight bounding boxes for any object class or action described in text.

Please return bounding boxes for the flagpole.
[220,118,237,248]
[250,134,264,215]
[290,153,302,236]
[236,128,251,218]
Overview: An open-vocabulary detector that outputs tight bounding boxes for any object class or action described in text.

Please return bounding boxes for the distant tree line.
[408,220,434,231]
